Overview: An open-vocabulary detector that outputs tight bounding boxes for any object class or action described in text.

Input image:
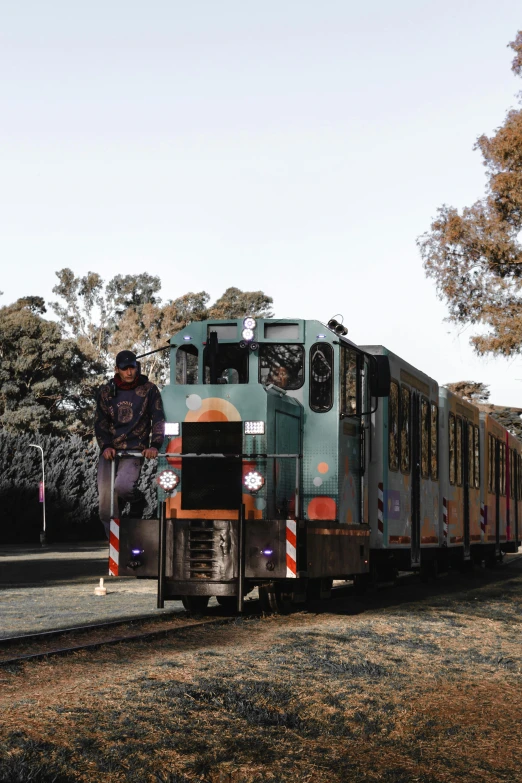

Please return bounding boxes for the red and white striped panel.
[109,517,120,576]
[480,503,485,536]
[377,483,384,535]
[443,498,448,547]
[286,519,297,578]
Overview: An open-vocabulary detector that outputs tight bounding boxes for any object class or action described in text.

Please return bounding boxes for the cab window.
[259,344,304,390]
[204,342,249,384]
[176,345,199,384]
[340,346,360,416]
[309,343,333,412]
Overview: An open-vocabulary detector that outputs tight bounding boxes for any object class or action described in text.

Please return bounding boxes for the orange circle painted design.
[166,437,182,468]
[308,496,337,520]
[317,462,329,474]
[185,397,241,423]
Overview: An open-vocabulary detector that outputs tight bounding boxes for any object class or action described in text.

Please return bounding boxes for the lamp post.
[30,444,46,546]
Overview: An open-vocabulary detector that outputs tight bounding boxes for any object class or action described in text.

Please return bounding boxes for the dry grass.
[1,561,522,783]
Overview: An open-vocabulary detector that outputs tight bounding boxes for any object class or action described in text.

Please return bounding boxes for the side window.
[430,403,438,480]
[421,397,430,479]
[456,417,463,487]
[388,381,399,471]
[468,422,474,488]
[340,347,359,416]
[474,425,480,489]
[488,434,494,493]
[449,413,456,485]
[259,344,304,389]
[309,343,333,412]
[500,443,506,495]
[400,385,410,474]
[176,345,199,384]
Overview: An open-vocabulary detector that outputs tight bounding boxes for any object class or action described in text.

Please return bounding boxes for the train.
[109,316,522,613]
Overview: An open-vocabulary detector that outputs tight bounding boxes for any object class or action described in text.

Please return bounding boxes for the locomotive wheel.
[181,595,209,613]
[258,584,293,614]
[216,596,237,611]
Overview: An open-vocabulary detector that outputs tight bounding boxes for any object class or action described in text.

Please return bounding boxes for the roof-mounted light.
[243,317,256,330]
[242,328,254,341]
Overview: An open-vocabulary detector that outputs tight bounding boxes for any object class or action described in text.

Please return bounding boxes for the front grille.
[188,521,216,578]
[182,421,243,510]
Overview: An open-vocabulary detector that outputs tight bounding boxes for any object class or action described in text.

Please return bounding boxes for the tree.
[51,271,273,385]
[418,31,522,357]
[207,287,273,320]
[0,297,104,436]
[444,381,491,403]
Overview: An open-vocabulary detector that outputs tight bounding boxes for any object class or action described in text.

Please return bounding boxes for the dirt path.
[1,562,522,783]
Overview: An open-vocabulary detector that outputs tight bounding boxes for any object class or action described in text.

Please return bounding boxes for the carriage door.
[410,391,421,567]
[462,421,471,560]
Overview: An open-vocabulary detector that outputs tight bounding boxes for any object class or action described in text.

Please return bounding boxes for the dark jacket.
[94,374,165,453]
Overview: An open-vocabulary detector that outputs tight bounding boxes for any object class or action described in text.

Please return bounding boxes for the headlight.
[242,328,254,341]
[243,317,256,330]
[244,471,264,491]
[164,422,180,436]
[244,421,265,435]
[156,470,180,491]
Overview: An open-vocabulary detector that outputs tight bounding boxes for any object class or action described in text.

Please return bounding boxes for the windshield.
[203,342,249,384]
[258,344,304,390]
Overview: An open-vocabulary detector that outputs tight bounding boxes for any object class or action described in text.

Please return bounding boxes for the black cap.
[116,350,138,369]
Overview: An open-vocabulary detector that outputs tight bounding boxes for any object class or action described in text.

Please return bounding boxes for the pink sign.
[39,481,44,503]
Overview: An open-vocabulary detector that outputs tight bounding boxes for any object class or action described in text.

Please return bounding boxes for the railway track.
[0,610,250,668]
[3,556,520,668]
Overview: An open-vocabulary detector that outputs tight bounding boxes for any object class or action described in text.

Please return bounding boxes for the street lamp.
[29,444,46,546]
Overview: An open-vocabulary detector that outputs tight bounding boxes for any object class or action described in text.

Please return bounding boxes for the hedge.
[0,431,158,544]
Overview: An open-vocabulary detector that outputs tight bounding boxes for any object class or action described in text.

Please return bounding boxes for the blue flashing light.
[261,549,273,556]
[131,548,143,556]
[183,335,192,341]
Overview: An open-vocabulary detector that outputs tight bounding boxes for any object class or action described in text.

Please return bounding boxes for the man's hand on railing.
[142,447,159,460]
[102,447,116,461]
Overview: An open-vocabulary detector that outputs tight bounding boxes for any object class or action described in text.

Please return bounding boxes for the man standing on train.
[94,350,165,539]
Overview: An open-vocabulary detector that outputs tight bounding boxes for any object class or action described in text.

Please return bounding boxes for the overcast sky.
[1,1,521,403]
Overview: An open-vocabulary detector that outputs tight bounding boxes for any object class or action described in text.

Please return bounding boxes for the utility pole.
[30,444,46,546]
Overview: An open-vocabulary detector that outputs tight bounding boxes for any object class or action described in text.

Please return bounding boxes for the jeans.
[97,455,144,539]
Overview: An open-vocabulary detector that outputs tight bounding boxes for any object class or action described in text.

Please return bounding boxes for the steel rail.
[0,615,246,668]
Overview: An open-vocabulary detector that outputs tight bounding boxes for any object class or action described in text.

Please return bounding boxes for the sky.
[1,0,522,404]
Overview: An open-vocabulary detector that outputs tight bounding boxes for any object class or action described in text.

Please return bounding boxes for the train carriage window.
[388,381,399,472]
[259,344,304,390]
[510,449,515,499]
[421,397,430,479]
[519,454,522,500]
[501,444,504,495]
[176,345,199,385]
[430,403,438,480]
[400,385,410,474]
[456,417,463,487]
[474,425,480,489]
[309,343,333,412]
[488,434,495,494]
[340,346,360,416]
[449,413,456,485]
[468,422,474,488]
